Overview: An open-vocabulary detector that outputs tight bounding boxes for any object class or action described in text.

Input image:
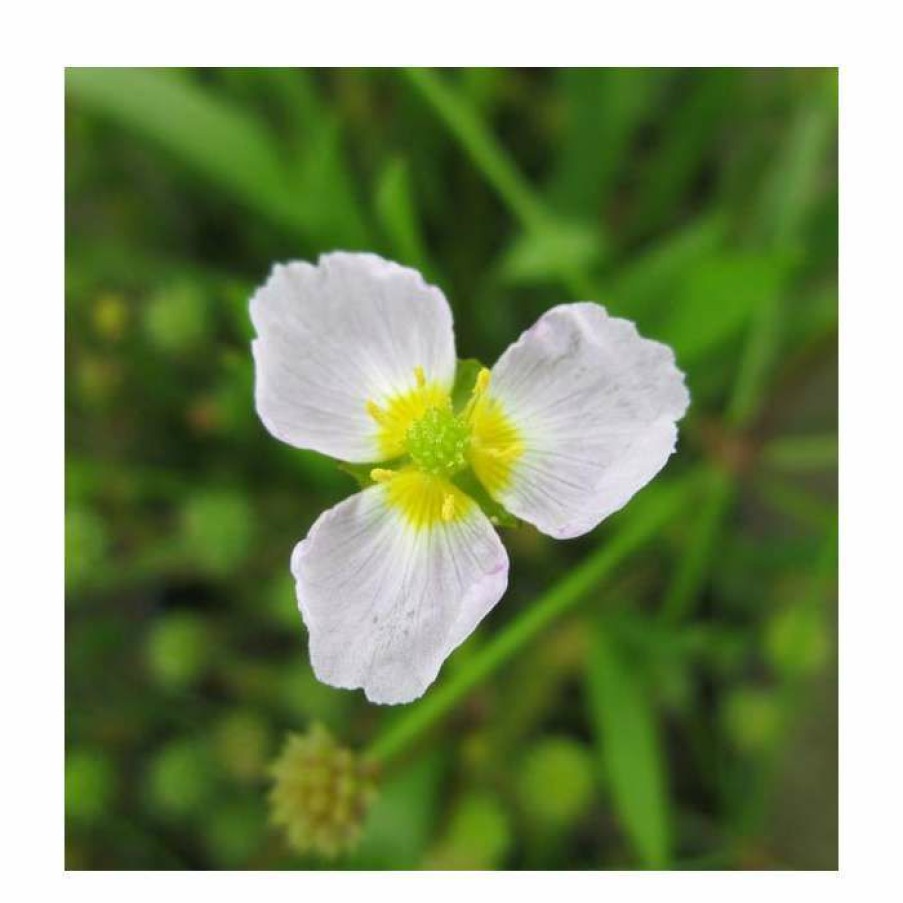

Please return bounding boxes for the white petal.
[487,303,689,539]
[251,252,456,462]
[291,484,509,705]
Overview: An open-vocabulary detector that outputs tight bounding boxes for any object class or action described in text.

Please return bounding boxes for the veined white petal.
[487,303,690,539]
[251,252,456,462]
[291,484,509,705]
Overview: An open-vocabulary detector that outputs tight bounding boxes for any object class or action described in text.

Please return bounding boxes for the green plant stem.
[657,292,779,625]
[761,433,838,472]
[660,468,735,623]
[367,476,692,765]
[760,476,836,531]
[726,293,783,428]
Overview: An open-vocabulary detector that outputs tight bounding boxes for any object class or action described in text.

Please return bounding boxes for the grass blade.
[586,623,671,868]
[67,68,295,226]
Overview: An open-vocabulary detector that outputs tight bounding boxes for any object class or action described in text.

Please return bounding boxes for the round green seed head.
[268,725,379,859]
[517,737,596,828]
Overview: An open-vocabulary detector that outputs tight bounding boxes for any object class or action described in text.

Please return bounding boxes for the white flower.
[251,253,689,705]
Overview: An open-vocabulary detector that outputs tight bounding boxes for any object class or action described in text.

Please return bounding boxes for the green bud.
[146,612,212,689]
[66,748,116,825]
[75,355,120,404]
[181,489,253,576]
[723,687,782,753]
[213,711,271,781]
[93,293,129,341]
[66,506,109,591]
[765,604,831,678]
[144,282,209,354]
[146,738,218,817]
[426,792,512,869]
[204,799,264,867]
[517,736,595,828]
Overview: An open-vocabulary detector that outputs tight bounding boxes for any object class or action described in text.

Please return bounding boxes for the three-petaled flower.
[251,253,689,704]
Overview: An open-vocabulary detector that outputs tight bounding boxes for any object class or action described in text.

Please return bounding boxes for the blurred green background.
[65,68,837,870]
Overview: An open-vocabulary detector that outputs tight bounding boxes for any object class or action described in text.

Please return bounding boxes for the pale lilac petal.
[487,303,689,539]
[291,485,509,705]
[251,252,456,462]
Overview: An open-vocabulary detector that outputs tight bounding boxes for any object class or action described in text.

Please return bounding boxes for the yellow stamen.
[370,468,396,483]
[441,493,456,522]
[366,400,387,425]
[414,365,426,388]
[385,469,472,530]
[462,367,493,421]
[483,445,519,462]
[467,385,524,495]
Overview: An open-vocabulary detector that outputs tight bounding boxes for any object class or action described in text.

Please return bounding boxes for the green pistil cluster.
[405,405,471,477]
[269,725,379,858]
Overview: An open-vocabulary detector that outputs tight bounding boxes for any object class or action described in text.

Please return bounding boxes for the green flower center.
[405,405,471,477]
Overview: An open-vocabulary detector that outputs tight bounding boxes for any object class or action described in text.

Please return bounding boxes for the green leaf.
[663,250,798,365]
[548,68,665,221]
[752,71,838,248]
[350,750,445,869]
[374,156,429,272]
[66,68,369,246]
[402,68,597,300]
[606,215,726,322]
[292,116,370,247]
[404,68,547,232]
[586,624,671,867]
[498,220,605,288]
[628,70,741,235]
[66,68,294,229]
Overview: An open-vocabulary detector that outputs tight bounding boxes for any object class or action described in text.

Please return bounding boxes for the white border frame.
[6,0,901,896]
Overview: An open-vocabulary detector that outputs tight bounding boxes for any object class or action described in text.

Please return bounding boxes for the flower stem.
[366,475,693,765]
[761,433,838,472]
[659,468,734,624]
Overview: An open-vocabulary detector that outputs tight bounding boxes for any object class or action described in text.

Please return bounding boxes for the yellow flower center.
[366,366,523,529]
